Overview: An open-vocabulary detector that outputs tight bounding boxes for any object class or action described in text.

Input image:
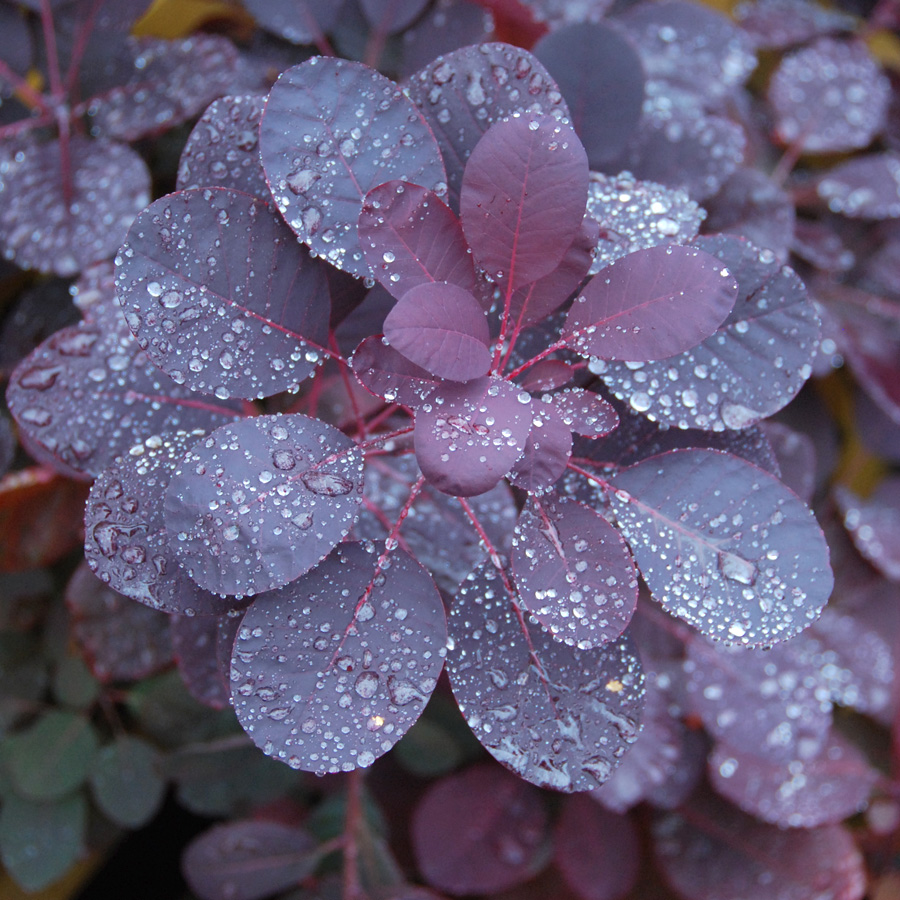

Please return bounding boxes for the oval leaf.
[447,561,645,792]
[817,152,900,219]
[508,402,572,495]
[383,282,490,380]
[116,188,331,400]
[414,376,533,496]
[563,245,737,361]
[165,415,364,597]
[243,0,343,44]
[359,180,477,300]
[549,388,618,438]
[609,449,833,645]
[232,542,446,774]
[351,335,441,407]
[260,57,446,277]
[461,114,588,293]
[89,737,165,828]
[511,496,638,649]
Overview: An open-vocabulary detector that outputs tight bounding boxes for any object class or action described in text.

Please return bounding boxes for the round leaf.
[243,0,344,44]
[412,764,549,895]
[508,402,572,495]
[609,449,833,646]
[232,542,446,774]
[116,188,331,400]
[817,152,900,219]
[563,245,737,361]
[351,335,441,407]
[447,562,645,792]
[460,114,589,293]
[165,415,364,597]
[89,737,165,828]
[414,376,533,496]
[85,432,244,616]
[383,282,490,381]
[260,57,446,277]
[511,496,638,649]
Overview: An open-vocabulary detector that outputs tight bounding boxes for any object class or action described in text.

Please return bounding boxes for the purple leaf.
[735,0,855,50]
[533,23,644,168]
[563,245,737,361]
[761,422,816,503]
[447,561,645,791]
[171,615,232,710]
[554,796,639,900]
[508,402,571,494]
[609,449,833,646]
[414,376,533,496]
[355,453,516,593]
[549,388,618,438]
[66,562,173,683]
[685,635,832,763]
[511,496,637,649]
[404,43,571,208]
[359,0,429,34]
[260,57,446,278]
[599,235,820,431]
[77,35,238,142]
[85,431,245,616]
[585,172,704,272]
[399,0,494,77]
[460,114,588,293]
[709,732,876,829]
[652,792,867,900]
[383,282,490,381]
[177,95,270,200]
[0,137,150,276]
[516,359,576,393]
[768,37,889,153]
[520,0,613,25]
[817,152,900,219]
[703,168,796,264]
[412,764,549,895]
[165,415,364,597]
[231,541,446,773]
[351,335,441,407]
[242,0,345,44]
[835,479,900,581]
[508,217,597,329]
[116,188,331,400]
[618,0,756,102]
[620,98,746,202]
[183,820,318,900]
[359,181,477,300]
[6,320,242,479]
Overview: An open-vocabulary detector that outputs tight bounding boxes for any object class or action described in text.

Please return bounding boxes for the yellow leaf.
[133,0,242,39]
[868,29,900,74]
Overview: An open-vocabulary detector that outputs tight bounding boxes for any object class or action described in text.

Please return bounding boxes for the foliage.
[0,0,899,898]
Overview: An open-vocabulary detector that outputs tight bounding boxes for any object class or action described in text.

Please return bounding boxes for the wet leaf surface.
[599,235,820,431]
[414,376,533,496]
[7,317,243,478]
[165,414,364,597]
[85,431,244,615]
[447,561,645,792]
[735,0,855,49]
[232,542,446,774]
[412,764,550,895]
[835,479,900,581]
[508,402,572,495]
[171,614,233,710]
[117,187,331,400]
[351,335,441,407]
[405,43,570,208]
[817,152,900,219]
[66,561,174,683]
[609,448,832,646]
[177,95,270,199]
[0,136,150,276]
[511,496,637,649]
[768,37,889,153]
[260,57,446,277]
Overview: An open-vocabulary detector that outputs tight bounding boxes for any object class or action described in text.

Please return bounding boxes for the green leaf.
[394,719,463,778]
[0,791,87,892]
[52,654,100,710]
[89,737,165,828]
[5,711,99,801]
